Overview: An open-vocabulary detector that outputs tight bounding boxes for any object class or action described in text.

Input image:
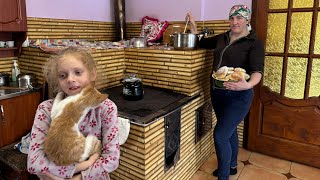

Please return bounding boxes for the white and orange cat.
[44,84,108,166]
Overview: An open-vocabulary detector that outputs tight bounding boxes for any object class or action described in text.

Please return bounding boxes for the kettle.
[130,36,147,48]
[201,28,214,37]
[120,74,144,101]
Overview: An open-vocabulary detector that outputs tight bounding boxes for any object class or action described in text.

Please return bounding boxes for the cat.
[44,84,108,166]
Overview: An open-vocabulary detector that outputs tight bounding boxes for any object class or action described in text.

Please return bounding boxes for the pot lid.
[17,73,36,79]
[123,74,141,82]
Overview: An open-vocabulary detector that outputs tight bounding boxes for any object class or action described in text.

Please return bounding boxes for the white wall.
[125,0,252,22]
[26,0,114,21]
[26,0,252,22]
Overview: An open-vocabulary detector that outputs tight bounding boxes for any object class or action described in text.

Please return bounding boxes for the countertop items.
[100,85,199,126]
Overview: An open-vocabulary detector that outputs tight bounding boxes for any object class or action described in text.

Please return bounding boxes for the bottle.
[11,60,20,82]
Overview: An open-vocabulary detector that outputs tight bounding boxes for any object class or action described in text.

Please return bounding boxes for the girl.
[27,47,119,179]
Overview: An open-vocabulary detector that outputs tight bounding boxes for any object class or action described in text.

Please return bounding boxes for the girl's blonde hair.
[43,47,97,97]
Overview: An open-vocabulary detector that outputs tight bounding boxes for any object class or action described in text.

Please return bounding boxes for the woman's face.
[229,15,248,35]
[57,55,96,96]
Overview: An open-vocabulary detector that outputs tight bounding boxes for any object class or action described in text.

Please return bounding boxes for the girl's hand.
[75,152,101,173]
[223,75,252,91]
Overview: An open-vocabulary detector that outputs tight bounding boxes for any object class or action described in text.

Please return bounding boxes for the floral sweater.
[27,98,120,179]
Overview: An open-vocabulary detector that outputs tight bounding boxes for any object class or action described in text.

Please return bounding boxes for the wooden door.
[0,92,41,148]
[0,0,27,31]
[248,0,320,168]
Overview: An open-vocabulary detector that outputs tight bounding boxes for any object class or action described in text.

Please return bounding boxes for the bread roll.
[230,71,245,81]
[234,67,246,72]
[215,66,228,79]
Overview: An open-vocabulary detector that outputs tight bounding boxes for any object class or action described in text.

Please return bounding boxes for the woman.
[187,5,264,180]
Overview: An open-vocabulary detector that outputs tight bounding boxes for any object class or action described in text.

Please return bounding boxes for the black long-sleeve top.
[198,30,265,75]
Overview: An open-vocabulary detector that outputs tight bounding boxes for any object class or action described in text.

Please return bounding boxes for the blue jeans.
[211,88,254,180]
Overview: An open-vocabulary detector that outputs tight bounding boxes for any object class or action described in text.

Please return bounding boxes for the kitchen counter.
[0,82,41,101]
[100,85,199,126]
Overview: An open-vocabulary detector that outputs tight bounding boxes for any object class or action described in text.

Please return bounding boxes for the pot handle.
[120,78,124,84]
[198,34,204,41]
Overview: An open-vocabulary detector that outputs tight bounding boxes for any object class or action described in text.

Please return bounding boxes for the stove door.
[164,108,181,171]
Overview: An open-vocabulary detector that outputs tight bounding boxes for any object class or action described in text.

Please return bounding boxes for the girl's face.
[229,15,248,35]
[57,55,96,96]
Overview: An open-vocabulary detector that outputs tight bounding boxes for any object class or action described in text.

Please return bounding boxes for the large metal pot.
[0,73,9,86]
[17,73,38,88]
[173,33,202,50]
[130,36,147,48]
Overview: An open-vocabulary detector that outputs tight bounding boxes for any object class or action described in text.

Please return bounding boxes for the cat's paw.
[81,135,101,161]
[92,139,102,155]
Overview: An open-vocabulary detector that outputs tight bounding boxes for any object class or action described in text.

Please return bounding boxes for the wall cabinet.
[0,91,41,148]
[0,0,27,57]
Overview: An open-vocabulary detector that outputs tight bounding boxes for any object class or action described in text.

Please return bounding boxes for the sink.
[0,89,29,96]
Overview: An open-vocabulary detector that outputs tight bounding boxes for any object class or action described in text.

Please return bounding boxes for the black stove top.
[100,85,198,126]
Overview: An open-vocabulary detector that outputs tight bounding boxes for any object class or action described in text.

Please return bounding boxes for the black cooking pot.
[120,74,144,101]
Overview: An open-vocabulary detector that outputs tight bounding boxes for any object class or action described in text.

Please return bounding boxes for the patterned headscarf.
[229,5,250,20]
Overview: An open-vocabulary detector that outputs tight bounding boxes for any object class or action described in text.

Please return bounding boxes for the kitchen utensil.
[120,74,144,101]
[130,36,147,48]
[173,33,203,50]
[0,41,5,48]
[5,41,14,48]
[0,73,9,86]
[183,16,189,33]
[17,73,38,88]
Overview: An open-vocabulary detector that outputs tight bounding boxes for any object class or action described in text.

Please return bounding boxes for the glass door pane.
[266,13,287,53]
[285,57,308,99]
[293,0,314,8]
[263,56,283,94]
[289,12,313,54]
[269,0,288,9]
[309,59,320,97]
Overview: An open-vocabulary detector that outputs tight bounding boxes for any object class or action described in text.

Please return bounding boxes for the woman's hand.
[223,75,252,91]
[186,12,198,34]
[75,152,100,173]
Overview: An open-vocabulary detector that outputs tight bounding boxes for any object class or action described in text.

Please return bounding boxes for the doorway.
[248,0,320,168]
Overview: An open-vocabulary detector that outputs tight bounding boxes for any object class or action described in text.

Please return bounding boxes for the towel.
[118,117,130,145]
[14,132,31,154]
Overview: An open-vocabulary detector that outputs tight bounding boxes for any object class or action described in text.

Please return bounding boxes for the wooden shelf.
[0,47,18,57]
[0,47,18,51]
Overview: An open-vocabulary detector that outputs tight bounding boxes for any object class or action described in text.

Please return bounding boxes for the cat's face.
[57,55,96,96]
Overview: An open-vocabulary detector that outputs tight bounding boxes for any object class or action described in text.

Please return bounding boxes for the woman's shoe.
[212,168,237,177]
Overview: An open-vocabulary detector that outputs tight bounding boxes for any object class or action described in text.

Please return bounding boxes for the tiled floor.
[190,148,320,180]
